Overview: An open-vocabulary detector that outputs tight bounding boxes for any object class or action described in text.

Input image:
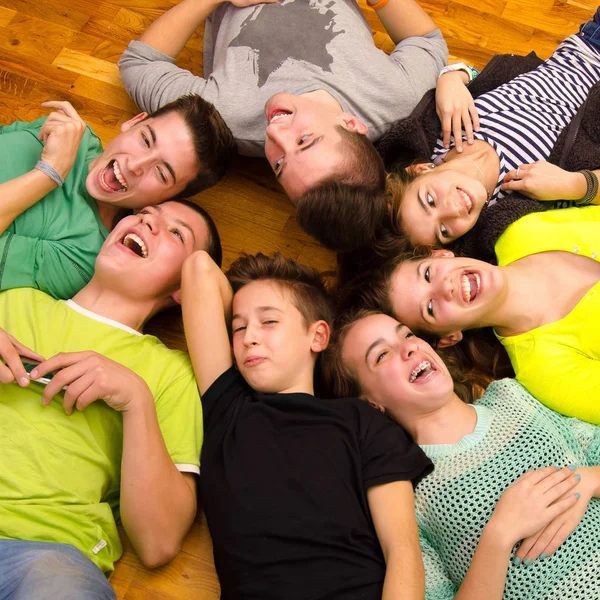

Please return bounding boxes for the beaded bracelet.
[369,0,390,10]
[35,161,64,188]
[576,170,599,206]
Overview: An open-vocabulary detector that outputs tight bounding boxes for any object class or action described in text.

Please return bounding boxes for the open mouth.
[461,272,480,303]
[409,361,436,384]
[100,160,128,193]
[268,108,292,124]
[121,232,147,258]
[457,188,473,213]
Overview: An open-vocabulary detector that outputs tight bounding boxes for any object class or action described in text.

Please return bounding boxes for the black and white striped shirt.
[432,35,600,206]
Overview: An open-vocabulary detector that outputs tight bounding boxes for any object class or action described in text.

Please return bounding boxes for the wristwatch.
[438,62,480,82]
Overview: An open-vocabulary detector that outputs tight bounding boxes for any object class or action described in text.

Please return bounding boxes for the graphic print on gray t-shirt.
[229,0,344,87]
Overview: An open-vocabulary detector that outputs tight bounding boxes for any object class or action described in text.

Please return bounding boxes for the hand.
[435,71,480,152]
[501,160,587,201]
[38,101,87,181]
[31,351,152,414]
[487,466,580,550]
[516,466,597,563]
[0,327,45,387]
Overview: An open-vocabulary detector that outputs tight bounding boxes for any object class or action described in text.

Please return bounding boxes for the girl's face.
[388,252,507,341]
[341,314,454,420]
[399,164,488,246]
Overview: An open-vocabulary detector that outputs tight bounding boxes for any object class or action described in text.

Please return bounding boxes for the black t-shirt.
[200,367,433,600]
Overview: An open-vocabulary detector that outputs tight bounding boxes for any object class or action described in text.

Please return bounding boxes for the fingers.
[0,333,42,386]
[452,112,463,152]
[440,112,451,149]
[541,469,580,503]
[462,108,474,146]
[40,358,89,408]
[31,351,89,381]
[469,103,480,133]
[60,371,97,415]
[41,100,82,121]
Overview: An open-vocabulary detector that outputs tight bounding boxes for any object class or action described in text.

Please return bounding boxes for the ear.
[171,289,182,306]
[431,248,455,258]
[406,162,436,176]
[339,113,369,136]
[437,330,463,348]
[364,398,386,414]
[310,321,331,354]
[120,112,148,132]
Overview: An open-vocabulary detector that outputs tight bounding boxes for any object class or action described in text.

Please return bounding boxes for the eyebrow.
[275,136,324,181]
[146,124,177,184]
[364,324,403,363]
[232,306,284,320]
[152,204,196,245]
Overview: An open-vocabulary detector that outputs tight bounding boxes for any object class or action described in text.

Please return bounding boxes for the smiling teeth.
[123,233,147,258]
[270,111,290,124]
[409,361,432,383]
[113,162,128,190]
[461,273,481,302]
[458,189,472,211]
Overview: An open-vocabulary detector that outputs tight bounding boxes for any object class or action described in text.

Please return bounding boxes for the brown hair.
[148,95,236,197]
[321,307,490,405]
[226,253,334,329]
[294,127,387,252]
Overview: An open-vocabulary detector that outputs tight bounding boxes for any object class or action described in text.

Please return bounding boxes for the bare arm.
[368,480,425,600]
[0,101,86,236]
[33,352,198,569]
[181,250,233,395]
[138,0,221,59]
[367,0,438,46]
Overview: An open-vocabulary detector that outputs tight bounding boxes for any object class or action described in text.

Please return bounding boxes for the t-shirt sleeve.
[0,234,92,299]
[154,367,203,475]
[360,405,433,489]
[118,40,209,114]
[389,29,448,104]
[201,366,249,430]
[420,531,458,600]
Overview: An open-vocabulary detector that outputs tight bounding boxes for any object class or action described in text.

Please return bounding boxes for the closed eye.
[263,320,278,325]
[141,132,150,148]
[171,228,184,242]
[375,350,388,364]
[233,325,246,333]
[157,167,168,185]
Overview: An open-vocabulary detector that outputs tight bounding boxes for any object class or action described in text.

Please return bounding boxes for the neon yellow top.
[495,205,600,425]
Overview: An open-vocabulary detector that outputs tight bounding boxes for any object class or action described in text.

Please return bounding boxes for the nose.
[400,336,418,360]
[243,324,260,347]
[140,210,162,235]
[265,121,294,151]
[433,273,453,302]
[127,152,154,176]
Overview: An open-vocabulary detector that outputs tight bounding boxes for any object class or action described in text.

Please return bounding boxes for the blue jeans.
[579,6,600,51]
[0,540,115,600]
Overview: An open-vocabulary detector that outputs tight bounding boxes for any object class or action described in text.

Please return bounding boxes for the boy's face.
[231,280,319,394]
[86,112,199,209]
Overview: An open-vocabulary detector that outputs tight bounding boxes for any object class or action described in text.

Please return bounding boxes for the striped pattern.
[432,34,600,205]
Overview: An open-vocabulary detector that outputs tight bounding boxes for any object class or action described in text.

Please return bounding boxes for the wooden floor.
[0,0,595,597]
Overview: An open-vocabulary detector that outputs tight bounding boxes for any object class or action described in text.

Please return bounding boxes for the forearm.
[367,0,438,46]
[382,548,425,600]
[0,169,57,236]
[120,394,196,568]
[139,0,221,58]
[181,251,233,393]
[454,524,512,600]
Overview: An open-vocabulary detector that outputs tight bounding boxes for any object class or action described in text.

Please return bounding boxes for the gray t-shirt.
[119,0,448,156]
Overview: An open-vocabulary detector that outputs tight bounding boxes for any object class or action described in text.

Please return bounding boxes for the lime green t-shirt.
[494,205,600,424]
[0,288,203,575]
[0,118,108,299]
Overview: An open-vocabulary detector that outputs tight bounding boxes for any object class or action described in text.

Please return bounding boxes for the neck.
[480,262,547,336]
[71,279,164,332]
[403,393,477,445]
[96,201,121,232]
[446,142,499,198]
[300,89,343,112]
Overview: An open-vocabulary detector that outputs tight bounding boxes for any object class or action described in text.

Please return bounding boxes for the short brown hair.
[295,127,387,252]
[321,307,489,404]
[226,253,334,328]
[149,95,236,197]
